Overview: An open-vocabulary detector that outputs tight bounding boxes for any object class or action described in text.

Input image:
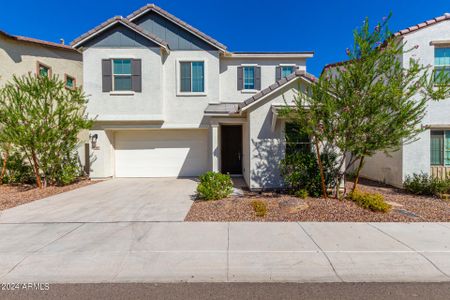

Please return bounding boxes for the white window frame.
[279,64,296,78]
[176,59,207,96]
[112,58,133,92]
[241,63,258,93]
[434,46,450,85]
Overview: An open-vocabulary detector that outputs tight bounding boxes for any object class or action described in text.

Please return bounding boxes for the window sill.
[177,92,207,97]
[109,91,135,96]
[241,89,259,94]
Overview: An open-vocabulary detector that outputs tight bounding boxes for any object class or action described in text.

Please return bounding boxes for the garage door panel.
[115,130,208,177]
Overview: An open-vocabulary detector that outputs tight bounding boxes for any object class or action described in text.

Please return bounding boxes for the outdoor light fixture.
[90,133,99,149]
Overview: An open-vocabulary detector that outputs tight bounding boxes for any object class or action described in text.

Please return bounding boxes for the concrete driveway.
[0,178,197,223]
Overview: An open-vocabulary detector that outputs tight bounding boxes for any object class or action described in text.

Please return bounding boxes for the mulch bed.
[185,179,450,222]
[0,179,96,211]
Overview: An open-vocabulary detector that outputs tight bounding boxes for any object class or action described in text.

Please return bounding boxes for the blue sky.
[2,0,449,75]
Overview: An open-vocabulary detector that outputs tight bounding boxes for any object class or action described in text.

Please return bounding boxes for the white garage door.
[115,130,208,177]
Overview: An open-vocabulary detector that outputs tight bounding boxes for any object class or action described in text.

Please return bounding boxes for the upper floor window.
[434,47,450,84]
[37,62,51,77]
[243,66,255,90]
[276,65,296,81]
[180,61,205,93]
[113,59,132,91]
[65,74,76,89]
[237,65,261,91]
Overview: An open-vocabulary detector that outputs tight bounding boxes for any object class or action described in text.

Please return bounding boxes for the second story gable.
[71,4,314,126]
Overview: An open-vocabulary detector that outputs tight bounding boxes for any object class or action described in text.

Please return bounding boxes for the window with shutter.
[431,130,444,165]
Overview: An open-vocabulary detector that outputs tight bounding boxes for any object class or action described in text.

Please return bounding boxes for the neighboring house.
[0,30,82,88]
[71,3,315,190]
[324,13,450,188]
[0,30,88,172]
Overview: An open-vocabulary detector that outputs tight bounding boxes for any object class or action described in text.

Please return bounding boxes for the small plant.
[295,189,308,199]
[196,171,233,200]
[251,200,267,217]
[348,190,391,213]
[403,173,450,196]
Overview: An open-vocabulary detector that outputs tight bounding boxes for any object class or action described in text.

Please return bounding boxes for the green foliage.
[295,189,309,199]
[251,200,267,217]
[403,173,450,196]
[0,74,92,187]
[280,150,339,197]
[197,171,233,200]
[280,15,450,197]
[0,151,34,184]
[348,190,391,212]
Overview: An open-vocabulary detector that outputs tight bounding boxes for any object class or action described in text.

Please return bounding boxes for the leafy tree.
[283,15,450,197]
[0,74,92,188]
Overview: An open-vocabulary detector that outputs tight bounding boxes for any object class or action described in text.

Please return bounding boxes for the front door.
[221,125,242,175]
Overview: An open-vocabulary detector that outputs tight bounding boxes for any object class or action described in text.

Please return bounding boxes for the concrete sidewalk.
[0,222,449,283]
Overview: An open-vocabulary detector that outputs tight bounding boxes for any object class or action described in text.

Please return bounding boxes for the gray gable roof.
[127,3,227,51]
[71,16,169,50]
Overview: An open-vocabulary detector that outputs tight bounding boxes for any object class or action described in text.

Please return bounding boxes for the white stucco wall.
[83,47,164,121]
[246,80,300,190]
[219,57,307,103]
[162,50,220,127]
[401,20,450,182]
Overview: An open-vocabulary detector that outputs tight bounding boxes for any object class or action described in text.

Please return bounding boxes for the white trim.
[279,63,297,67]
[128,9,227,52]
[176,59,208,96]
[111,58,133,93]
[227,53,314,58]
[241,65,258,92]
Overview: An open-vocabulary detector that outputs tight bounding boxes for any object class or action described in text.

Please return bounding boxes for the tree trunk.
[0,151,8,184]
[352,156,365,193]
[314,139,328,199]
[31,150,43,189]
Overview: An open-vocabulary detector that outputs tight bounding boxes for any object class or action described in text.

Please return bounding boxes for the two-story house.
[71,4,315,190]
[324,13,450,188]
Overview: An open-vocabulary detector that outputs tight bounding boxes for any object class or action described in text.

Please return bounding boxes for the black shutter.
[237,66,243,90]
[131,59,142,92]
[276,66,281,81]
[255,66,261,90]
[102,59,112,92]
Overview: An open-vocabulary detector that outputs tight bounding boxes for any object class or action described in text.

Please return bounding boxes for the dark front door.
[221,125,242,175]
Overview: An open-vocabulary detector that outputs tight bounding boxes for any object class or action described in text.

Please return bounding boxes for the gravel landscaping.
[185,178,450,222]
[0,179,96,211]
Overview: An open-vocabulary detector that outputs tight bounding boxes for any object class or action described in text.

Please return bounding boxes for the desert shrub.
[348,190,391,212]
[251,200,267,217]
[0,74,92,188]
[280,150,339,197]
[1,151,34,184]
[403,173,450,196]
[197,171,233,200]
[295,189,308,199]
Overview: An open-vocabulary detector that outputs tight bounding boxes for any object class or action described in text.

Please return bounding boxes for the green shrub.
[348,190,391,212]
[251,200,267,217]
[280,150,339,197]
[1,152,35,184]
[295,189,308,199]
[403,173,450,196]
[197,171,233,200]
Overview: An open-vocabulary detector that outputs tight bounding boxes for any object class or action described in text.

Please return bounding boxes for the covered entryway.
[115,130,208,177]
[221,125,243,174]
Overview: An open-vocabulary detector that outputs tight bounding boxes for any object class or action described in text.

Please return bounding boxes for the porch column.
[210,124,220,172]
